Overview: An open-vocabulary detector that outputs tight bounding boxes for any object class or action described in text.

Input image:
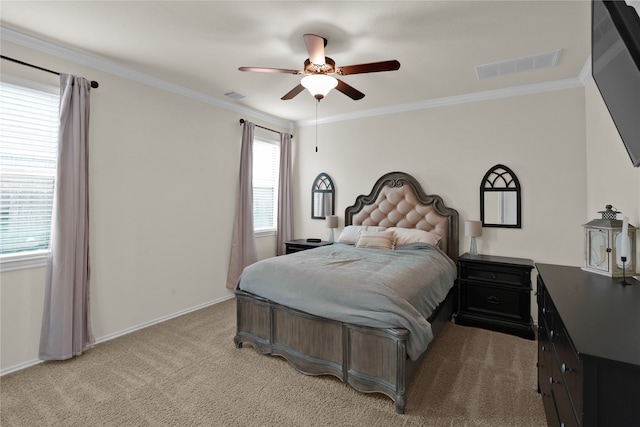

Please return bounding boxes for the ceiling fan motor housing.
[304,57,335,74]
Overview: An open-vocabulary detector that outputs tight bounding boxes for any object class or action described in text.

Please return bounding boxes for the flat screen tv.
[592,0,640,167]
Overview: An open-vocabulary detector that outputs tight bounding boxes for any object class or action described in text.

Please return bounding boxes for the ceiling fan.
[239,34,400,101]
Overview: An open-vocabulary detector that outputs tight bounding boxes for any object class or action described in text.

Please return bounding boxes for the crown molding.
[0,26,294,130]
[3,25,591,131]
[296,76,585,127]
[579,56,592,86]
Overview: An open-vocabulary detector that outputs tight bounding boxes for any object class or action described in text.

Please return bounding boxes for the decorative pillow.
[388,227,441,247]
[355,230,396,250]
[337,225,387,244]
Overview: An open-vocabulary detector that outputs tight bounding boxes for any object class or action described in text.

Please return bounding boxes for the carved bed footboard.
[234,286,455,413]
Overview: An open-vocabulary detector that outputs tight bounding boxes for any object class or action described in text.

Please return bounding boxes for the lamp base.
[329,229,335,243]
[619,257,633,285]
[469,237,478,256]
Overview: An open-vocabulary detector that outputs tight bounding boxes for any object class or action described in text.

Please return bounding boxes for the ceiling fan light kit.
[239,34,400,101]
[301,75,338,100]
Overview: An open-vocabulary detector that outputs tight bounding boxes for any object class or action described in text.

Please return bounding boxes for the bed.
[233,171,459,413]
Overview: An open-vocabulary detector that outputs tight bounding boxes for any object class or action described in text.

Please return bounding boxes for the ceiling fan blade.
[336,60,401,76]
[335,79,365,100]
[239,67,302,74]
[281,84,305,100]
[303,34,327,66]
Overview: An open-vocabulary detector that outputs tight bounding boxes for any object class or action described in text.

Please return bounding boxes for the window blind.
[0,81,59,255]
[252,139,279,231]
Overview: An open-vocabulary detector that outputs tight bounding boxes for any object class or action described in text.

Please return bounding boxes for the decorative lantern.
[582,205,636,277]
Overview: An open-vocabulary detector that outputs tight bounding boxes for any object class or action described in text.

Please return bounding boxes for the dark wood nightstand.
[455,253,535,339]
[284,239,333,254]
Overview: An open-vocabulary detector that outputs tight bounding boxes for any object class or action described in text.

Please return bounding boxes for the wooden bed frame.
[234,171,459,413]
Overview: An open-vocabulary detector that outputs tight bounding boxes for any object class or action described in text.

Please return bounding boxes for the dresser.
[536,263,640,427]
[455,253,535,339]
[284,239,333,254]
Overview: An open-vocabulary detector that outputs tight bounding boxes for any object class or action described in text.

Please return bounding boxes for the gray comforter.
[236,242,456,360]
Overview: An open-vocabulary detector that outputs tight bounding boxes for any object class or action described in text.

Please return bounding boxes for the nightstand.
[284,239,333,254]
[455,253,535,340]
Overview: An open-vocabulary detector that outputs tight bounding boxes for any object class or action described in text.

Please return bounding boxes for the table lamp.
[465,220,482,256]
[326,215,338,242]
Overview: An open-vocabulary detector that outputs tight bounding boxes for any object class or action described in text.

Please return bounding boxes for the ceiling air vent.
[224,91,246,100]
[476,49,561,79]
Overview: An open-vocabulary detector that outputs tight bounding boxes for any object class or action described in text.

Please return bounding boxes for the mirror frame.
[311,172,335,219]
[480,164,521,228]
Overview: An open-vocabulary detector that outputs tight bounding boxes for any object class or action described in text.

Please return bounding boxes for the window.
[0,78,59,270]
[252,138,279,234]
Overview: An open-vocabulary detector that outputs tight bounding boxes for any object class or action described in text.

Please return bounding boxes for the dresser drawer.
[538,277,557,333]
[460,263,529,287]
[549,359,579,427]
[462,282,529,322]
[553,326,583,421]
[541,297,557,335]
[538,325,553,394]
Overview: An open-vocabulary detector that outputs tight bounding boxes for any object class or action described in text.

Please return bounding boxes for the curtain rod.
[239,118,292,139]
[1,55,99,89]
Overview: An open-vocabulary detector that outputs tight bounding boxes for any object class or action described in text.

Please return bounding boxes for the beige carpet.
[1,298,546,426]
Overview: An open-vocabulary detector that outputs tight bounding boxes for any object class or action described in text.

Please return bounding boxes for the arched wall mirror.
[480,164,521,228]
[311,172,335,219]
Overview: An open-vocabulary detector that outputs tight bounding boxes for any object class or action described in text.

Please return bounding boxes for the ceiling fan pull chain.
[315,100,318,153]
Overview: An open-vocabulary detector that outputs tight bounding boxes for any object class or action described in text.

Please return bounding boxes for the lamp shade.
[326,215,338,229]
[465,220,482,238]
[301,75,338,100]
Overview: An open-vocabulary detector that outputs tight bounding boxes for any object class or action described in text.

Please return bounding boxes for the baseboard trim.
[94,295,234,344]
[0,295,234,376]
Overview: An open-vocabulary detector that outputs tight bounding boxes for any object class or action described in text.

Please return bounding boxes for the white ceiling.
[1,1,593,124]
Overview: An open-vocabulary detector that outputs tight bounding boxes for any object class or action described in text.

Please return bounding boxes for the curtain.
[39,74,93,360]
[276,132,293,255]
[226,121,258,289]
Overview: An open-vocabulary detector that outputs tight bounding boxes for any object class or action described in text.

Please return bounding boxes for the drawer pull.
[486,295,500,305]
[491,272,497,280]
[549,329,554,341]
[560,363,574,373]
[549,376,560,385]
[541,345,549,353]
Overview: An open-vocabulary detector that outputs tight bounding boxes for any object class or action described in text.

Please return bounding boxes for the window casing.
[252,138,279,235]
[0,77,59,271]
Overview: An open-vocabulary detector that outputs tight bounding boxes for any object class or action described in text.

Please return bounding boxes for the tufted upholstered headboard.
[344,171,459,262]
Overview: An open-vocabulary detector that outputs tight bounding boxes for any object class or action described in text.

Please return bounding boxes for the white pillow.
[355,230,396,250]
[337,225,387,244]
[388,227,441,247]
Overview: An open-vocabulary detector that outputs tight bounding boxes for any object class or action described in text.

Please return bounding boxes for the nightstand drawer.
[286,244,313,254]
[285,239,333,254]
[461,264,527,287]
[463,282,529,321]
